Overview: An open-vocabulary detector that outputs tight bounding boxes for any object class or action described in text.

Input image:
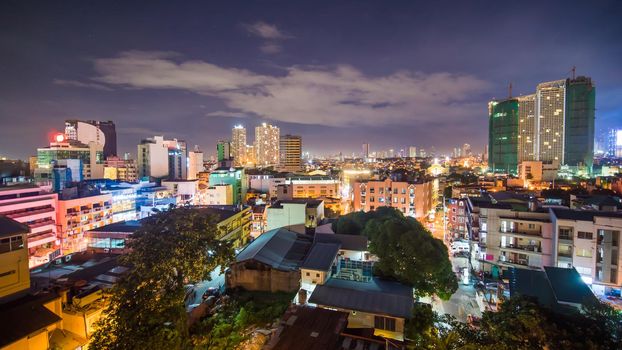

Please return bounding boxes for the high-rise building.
[137,136,168,179]
[232,125,247,166]
[488,76,595,174]
[607,129,622,158]
[409,146,417,158]
[217,140,232,162]
[363,143,370,159]
[462,143,471,157]
[254,123,280,166]
[188,146,204,180]
[65,120,117,158]
[535,80,566,163]
[517,94,536,162]
[564,76,595,168]
[279,134,302,172]
[488,98,519,174]
[162,138,187,180]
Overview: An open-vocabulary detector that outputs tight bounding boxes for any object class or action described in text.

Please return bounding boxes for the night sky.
[1,0,621,159]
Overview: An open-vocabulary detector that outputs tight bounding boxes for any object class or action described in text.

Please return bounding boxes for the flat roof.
[309,278,413,319]
[0,216,29,238]
[271,199,323,209]
[88,220,142,233]
[550,208,622,221]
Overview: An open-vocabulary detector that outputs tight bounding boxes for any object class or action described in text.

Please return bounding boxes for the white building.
[550,208,622,297]
[137,136,168,179]
[188,148,204,180]
[162,179,198,205]
[266,199,324,231]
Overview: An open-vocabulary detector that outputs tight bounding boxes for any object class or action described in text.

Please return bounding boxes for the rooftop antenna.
[508,82,513,99]
[571,66,576,80]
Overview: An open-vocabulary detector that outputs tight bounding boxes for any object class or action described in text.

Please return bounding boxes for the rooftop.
[301,242,341,271]
[271,199,323,209]
[235,228,312,271]
[88,220,142,233]
[550,208,622,221]
[308,278,413,319]
[271,306,348,350]
[0,215,29,238]
[0,292,62,348]
[508,266,596,313]
[314,233,368,252]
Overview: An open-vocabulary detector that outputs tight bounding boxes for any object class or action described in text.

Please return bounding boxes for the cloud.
[245,21,291,40]
[260,43,282,54]
[90,51,491,127]
[53,79,114,91]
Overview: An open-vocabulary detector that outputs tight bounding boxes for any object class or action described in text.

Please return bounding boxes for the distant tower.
[254,123,280,166]
[231,125,247,166]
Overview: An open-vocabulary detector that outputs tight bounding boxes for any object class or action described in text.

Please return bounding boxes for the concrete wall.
[227,261,300,292]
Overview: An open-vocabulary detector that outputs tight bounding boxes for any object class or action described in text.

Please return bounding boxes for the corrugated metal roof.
[309,278,413,318]
[301,242,340,271]
[314,233,368,252]
[235,228,312,271]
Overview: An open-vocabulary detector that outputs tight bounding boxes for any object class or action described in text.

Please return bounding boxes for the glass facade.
[488,99,519,175]
[564,77,595,170]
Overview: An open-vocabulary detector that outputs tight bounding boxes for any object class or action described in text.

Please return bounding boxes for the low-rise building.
[103,156,137,183]
[226,228,313,292]
[204,184,233,205]
[353,178,434,219]
[56,191,113,257]
[162,179,198,205]
[266,199,325,231]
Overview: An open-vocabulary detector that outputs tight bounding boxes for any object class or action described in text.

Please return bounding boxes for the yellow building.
[0,216,108,350]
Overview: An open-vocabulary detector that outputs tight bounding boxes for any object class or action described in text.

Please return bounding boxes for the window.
[575,266,592,275]
[559,227,573,240]
[306,272,310,276]
[576,248,593,258]
[578,231,593,240]
[374,316,396,331]
[316,273,320,277]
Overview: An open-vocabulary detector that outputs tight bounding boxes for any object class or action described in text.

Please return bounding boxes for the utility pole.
[571,66,576,80]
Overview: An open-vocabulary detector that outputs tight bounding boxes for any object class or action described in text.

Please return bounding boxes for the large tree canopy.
[332,207,458,299]
[90,208,235,350]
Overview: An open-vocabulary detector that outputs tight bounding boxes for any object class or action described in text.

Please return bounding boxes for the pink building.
[352,178,433,219]
[0,185,60,268]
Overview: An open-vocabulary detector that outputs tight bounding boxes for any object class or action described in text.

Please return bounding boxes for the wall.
[227,261,300,292]
[266,203,306,230]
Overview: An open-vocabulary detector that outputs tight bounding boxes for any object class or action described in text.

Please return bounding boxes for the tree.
[90,207,235,350]
[333,207,458,299]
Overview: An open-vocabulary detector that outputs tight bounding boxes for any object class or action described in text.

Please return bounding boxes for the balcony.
[4,206,55,219]
[558,234,573,242]
[500,244,542,254]
[499,228,542,238]
[498,257,530,267]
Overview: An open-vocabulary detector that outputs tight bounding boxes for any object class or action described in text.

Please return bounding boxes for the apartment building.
[57,193,113,256]
[353,178,433,219]
[550,208,622,297]
[466,197,553,273]
[286,176,339,199]
[0,185,60,268]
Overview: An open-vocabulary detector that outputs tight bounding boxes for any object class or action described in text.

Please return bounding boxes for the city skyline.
[1,0,621,159]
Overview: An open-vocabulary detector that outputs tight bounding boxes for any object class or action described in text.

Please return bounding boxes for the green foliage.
[411,296,622,350]
[190,290,294,349]
[333,207,458,299]
[324,206,340,219]
[89,208,235,350]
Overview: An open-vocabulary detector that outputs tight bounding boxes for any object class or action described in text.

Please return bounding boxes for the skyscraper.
[363,143,370,158]
[462,143,471,157]
[489,76,596,174]
[254,123,280,166]
[517,94,536,162]
[231,125,246,166]
[564,76,595,168]
[535,79,566,163]
[488,98,519,174]
[65,120,117,158]
[409,146,417,158]
[279,134,302,172]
